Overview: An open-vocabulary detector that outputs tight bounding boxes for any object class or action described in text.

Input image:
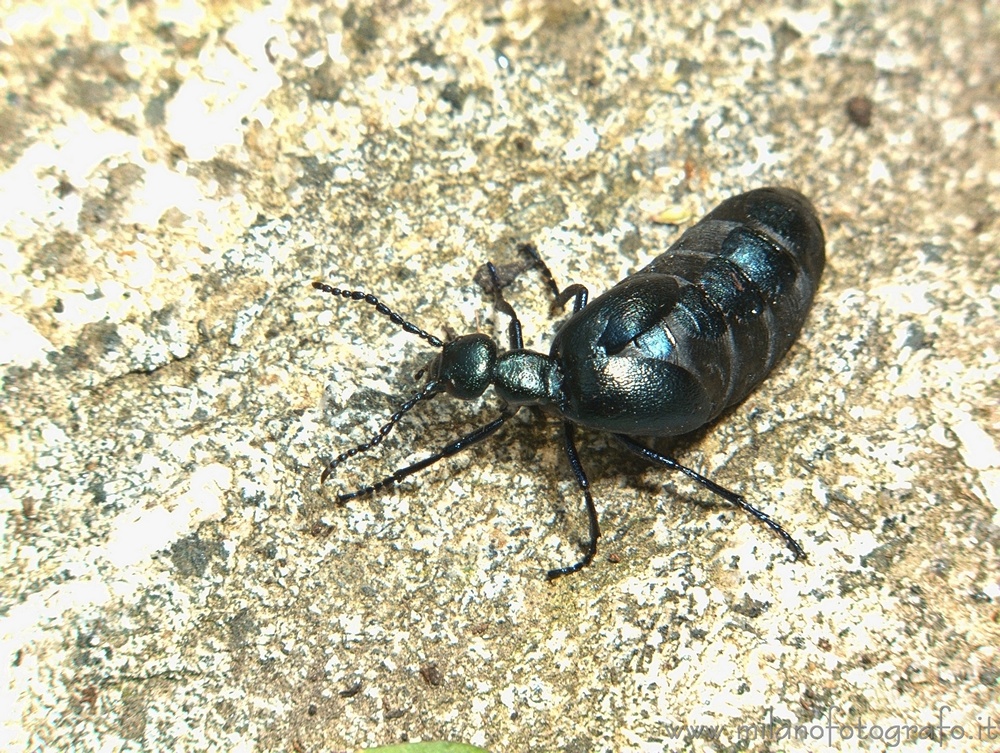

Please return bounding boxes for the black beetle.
[313,186,825,579]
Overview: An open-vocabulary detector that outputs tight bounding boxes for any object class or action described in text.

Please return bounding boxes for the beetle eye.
[425,353,444,383]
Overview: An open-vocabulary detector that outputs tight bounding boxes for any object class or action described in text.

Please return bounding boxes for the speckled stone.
[1,1,998,751]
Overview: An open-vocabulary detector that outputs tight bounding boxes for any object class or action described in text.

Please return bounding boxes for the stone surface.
[1,1,997,751]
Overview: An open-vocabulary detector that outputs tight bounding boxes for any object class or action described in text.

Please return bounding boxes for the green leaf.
[357,743,491,753]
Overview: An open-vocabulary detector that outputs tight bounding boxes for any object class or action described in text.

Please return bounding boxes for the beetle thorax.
[493,349,561,408]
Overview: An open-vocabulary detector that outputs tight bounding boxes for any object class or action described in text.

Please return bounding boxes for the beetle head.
[428,334,498,399]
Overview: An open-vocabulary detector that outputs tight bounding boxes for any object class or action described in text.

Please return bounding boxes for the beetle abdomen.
[552,187,825,436]
[648,187,825,413]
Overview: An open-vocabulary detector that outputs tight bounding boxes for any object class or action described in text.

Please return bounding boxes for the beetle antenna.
[321,381,445,485]
[336,411,513,503]
[312,281,444,348]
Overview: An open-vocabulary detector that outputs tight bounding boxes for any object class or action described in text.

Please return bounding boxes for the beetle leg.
[335,411,514,502]
[516,242,589,313]
[320,381,444,484]
[516,242,561,299]
[485,261,524,350]
[546,421,600,580]
[515,242,587,312]
[612,435,805,561]
[556,283,588,313]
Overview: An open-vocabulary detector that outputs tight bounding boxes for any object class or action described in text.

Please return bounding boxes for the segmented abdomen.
[641,186,825,414]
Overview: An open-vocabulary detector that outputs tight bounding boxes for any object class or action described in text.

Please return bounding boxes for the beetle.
[313,186,825,579]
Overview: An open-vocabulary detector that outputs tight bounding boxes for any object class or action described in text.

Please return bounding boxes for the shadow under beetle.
[313,186,825,579]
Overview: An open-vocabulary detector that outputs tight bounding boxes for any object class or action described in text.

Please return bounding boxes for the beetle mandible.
[312,186,825,579]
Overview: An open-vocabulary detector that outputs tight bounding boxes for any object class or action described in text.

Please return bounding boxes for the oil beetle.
[313,186,825,579]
